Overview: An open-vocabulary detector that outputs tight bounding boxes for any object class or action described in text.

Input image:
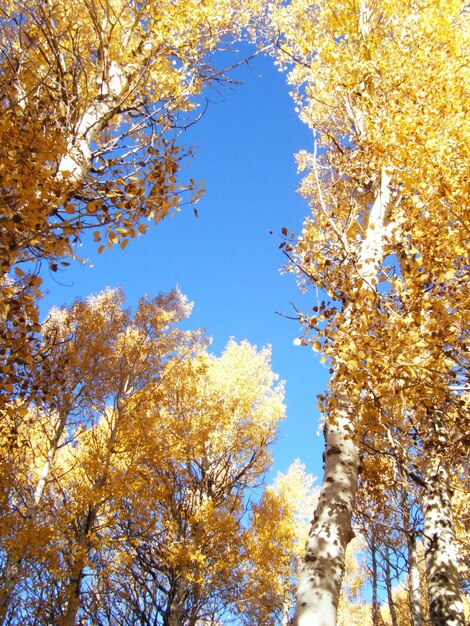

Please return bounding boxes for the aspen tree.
[0,288,197,624]
[0,0,254,272]
[14,340,285,625]
[0,0,255,428]
[0,332,287,624]
[267,0,469,623]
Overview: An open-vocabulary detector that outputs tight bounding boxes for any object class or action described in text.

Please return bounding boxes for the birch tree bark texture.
[294,398,360,626]
[422,416,466,626]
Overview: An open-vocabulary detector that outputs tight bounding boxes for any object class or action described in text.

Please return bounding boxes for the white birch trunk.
[55,34,158,194]
[422,446,465,625]
[0,559,20,625]
[32,414,67,508]
[294,169,392,625]
[293,405,360,626]
[56,61,129,188]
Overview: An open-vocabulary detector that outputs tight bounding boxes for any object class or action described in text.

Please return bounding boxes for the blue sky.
[39,45,329,482]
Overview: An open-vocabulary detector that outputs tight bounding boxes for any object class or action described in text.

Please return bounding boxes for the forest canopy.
[0,1,468,625]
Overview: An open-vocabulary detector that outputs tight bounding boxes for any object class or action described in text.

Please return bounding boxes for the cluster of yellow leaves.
[0,0,261,430]
[0,273,42,416]
[0,0,258,272]
[0,289,296,624]
[268,0,469,456]
[239,460,317,625]
[0,287,198,619]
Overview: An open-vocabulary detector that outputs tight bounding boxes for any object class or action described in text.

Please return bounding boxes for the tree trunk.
[60,400,125,625]
[422,443,465,625]
[165,575,189,626]
[293,169,391,626]
[60,507,96,626]
[0,558,21,624]
[384,547,398,626]
[293,400,360,626]
[370,530,382,626]
[61,559,86,626]
[408,530,423,626]
[399,482,423,626]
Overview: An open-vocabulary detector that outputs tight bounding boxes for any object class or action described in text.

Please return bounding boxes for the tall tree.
[92,340,285,626]
[0,0,256,424]
[0,0,254,272]
[0,287,198,624]
[2,333,290,625]
[265,0,469,623]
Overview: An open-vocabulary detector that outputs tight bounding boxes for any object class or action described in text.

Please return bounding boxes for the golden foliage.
[0,0,255,271]
[268,0,469,429]
[0,0,258,425]
[0,291,290,623]
[239,460,317,624]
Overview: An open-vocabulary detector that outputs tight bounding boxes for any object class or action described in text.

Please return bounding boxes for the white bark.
[294,403,360,626]
[294,169,393,625]
[0,560,20,625]
[356,169,392,283]
[57,62,129,186]
[408,532,423,626]
[33,412,67,507]
[422,447,465,626]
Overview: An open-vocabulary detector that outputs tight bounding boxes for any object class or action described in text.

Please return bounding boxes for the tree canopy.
[0,0,469,625]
